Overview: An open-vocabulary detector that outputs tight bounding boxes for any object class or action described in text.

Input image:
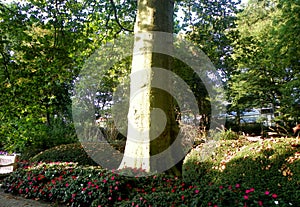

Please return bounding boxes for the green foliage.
[1,157,295,206]
[29,143,98,166]
[0,0,135,155]
[211,127,241,141]
[183,138,300,205]
[229,0,300,123]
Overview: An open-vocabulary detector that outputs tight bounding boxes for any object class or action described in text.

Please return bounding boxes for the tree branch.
[109,0,133,32]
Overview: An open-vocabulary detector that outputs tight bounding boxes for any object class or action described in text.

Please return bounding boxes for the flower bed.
[0,161,294,207]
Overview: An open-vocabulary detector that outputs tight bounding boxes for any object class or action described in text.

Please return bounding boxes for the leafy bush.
[210,127,240,141]
[183,138,300,206]
[30,143,98,166]
[1,117,77,156]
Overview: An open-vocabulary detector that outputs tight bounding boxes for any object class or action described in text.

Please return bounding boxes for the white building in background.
[224,107,275,127]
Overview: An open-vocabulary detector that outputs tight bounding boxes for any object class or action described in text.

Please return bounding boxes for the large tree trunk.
[119,0,181,176]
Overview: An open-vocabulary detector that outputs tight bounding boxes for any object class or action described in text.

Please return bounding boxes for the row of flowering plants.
[0,161,294,206]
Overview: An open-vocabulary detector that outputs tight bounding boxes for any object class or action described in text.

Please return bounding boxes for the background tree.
[228,0,300,130]
[0,0,137,154]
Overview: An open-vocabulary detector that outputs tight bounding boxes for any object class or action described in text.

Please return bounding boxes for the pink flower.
[265,191,270,195]
[245,189,251,194]
[258,200,263,206]
[250,188,255,192]
[195,189,199,194]
[111,176,115,180]
[235,184,240,188]
[244,195,249,200]
[103,179,107,183]
[108,197,112,200]
[65,183,69,187]
[272,194,278,198]
[181,195,185,200]
[219,186,223,189]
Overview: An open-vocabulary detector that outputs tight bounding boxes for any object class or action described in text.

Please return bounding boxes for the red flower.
[181,195,185,200]
[272,194,278,199]
[258,200,263,206]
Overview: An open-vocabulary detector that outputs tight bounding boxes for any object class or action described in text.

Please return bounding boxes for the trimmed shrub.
[30,143,98,166]
[183,138,300,206]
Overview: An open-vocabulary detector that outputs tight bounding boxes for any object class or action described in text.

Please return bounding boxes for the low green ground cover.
[1,137,299,206]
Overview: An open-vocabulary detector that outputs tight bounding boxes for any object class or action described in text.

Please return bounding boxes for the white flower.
[289,203,293,206]
[274,201,279,205]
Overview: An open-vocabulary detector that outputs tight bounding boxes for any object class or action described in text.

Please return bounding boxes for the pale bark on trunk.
[119,0,181,175]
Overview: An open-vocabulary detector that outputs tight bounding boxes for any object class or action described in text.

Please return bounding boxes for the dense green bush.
[183,138,300,206]
[29,143,98,166]
[211,127,240,140]
[1,117,77,157]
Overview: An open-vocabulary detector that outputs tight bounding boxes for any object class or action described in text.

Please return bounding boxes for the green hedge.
[182,138,300,205]
[30,143,98,166]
